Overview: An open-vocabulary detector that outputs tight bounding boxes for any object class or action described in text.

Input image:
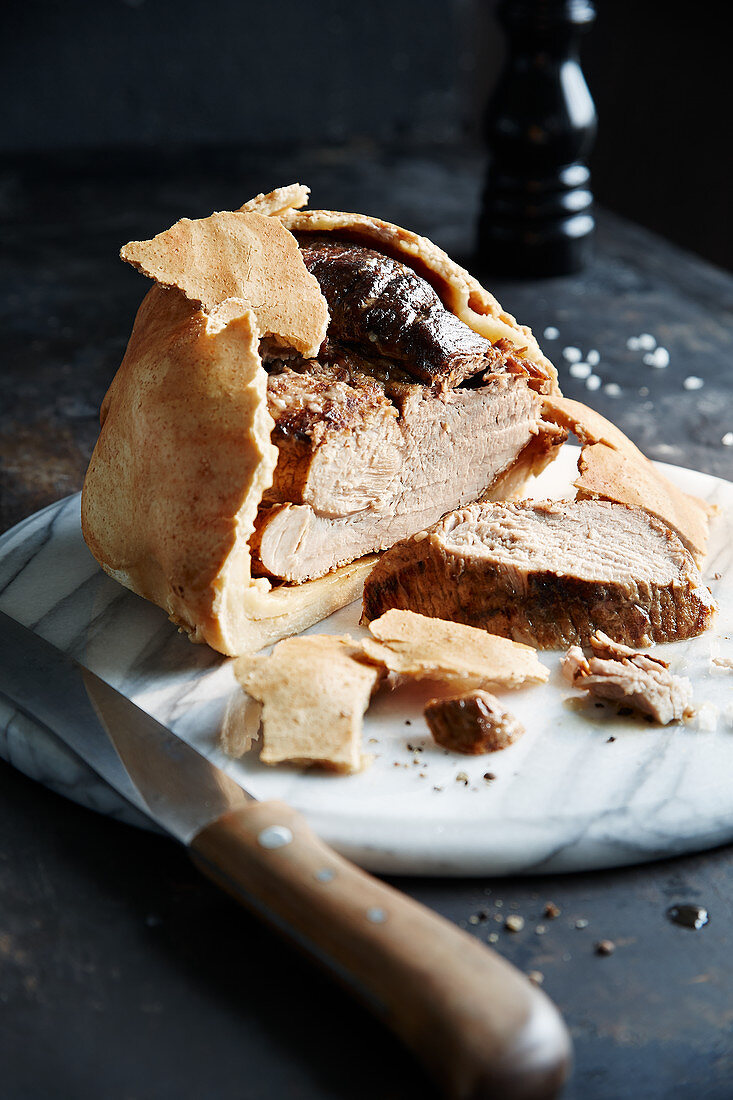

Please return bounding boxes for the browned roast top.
[296,236,497,388]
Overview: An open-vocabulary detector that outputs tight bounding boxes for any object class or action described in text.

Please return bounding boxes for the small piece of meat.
[255,373,561,582]
[362,609,548,690]
[234,635,384,773]
[297,236,498,389]
[425,690,525,754]
[561,631,692,724]
[362,499,717,648]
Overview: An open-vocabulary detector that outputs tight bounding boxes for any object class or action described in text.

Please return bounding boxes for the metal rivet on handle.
[257,825,294,850]
[366,906,388,924]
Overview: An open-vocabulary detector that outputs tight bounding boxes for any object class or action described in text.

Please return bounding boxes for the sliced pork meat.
[252,235,562,583]
[253,374,563,582]
[362,499,717,648]
[561,631,692,724]
[425,690,525,754]
[297,236,498,389]
[263,367,401,516]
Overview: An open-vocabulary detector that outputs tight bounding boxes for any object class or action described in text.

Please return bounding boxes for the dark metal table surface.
[2,146,733,1100]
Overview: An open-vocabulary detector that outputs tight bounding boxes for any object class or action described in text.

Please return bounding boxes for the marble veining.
[1,447,732,876]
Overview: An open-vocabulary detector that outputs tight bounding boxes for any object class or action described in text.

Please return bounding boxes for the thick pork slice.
[362,499,717,648]
[253,373,562,583]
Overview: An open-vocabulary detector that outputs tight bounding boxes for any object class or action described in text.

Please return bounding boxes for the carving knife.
[0,608,571,1099]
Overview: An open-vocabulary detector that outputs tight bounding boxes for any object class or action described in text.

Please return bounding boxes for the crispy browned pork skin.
[297,237,499,389]
[252,238,562,583]
[362,499,717,648]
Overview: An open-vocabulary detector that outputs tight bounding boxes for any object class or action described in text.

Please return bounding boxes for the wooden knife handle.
[191,801,571,1100]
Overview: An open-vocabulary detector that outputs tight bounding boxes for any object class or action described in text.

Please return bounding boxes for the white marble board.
[1,447,733,876]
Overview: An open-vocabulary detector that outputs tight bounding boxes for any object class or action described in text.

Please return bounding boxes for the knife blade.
[0,608,571,1099]
[0,609,249,840]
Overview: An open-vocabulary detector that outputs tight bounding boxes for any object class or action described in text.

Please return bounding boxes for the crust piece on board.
[363,610,548,690]
[235,635,384,773]
[121,209,328,357]
[542,395,714,560]
[220,691,263,758]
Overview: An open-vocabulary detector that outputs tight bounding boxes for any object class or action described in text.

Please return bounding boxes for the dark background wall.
[2,0,731,271]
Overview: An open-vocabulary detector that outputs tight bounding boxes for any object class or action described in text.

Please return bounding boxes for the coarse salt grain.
[586,375,602,391]
[683,376,704,391]
[586,349,600,366]
[643,347,670,369]
[603,383,622,396]
[569,361,591,379]
[722,433,733,447]
[544,326,560,340]
[685,703,719,731]
[562,346,582,363]
[638,333,656,350]
[639,386,649,396]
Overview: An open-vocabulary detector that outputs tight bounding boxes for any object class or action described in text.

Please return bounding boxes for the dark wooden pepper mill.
[478,0,597,277]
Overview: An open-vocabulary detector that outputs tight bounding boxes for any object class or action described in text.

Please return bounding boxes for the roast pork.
[362,499,717,648]
[253,239,562,583]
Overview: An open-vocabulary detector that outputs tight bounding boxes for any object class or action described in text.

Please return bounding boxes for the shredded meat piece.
[561,631,692,724]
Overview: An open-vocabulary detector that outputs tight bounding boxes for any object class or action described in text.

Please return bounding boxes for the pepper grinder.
[478,0,597,277]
